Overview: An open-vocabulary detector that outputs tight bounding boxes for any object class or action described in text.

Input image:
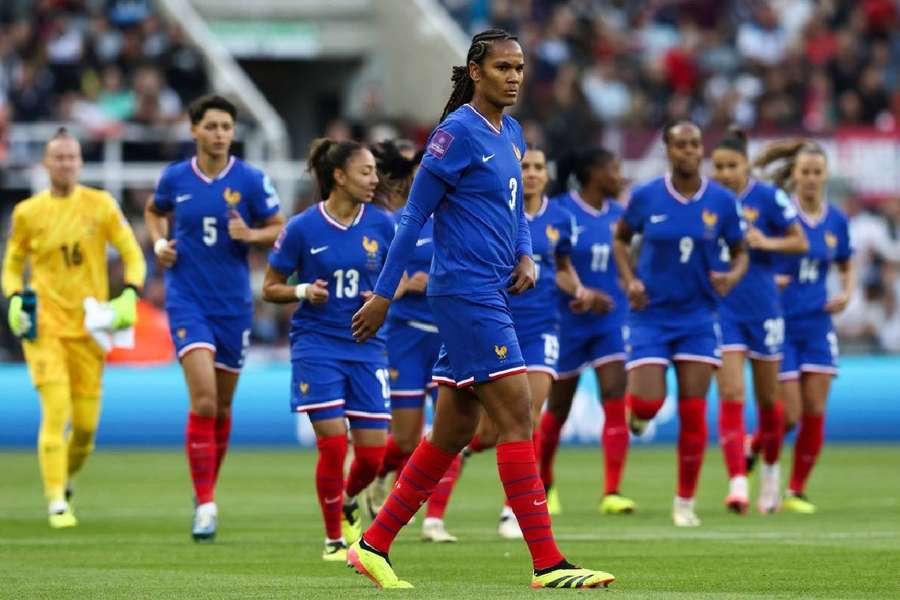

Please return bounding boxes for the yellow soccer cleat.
[546,485,562,516]
[627,410,649,436]
[783,492,817,514]
[347,539,414,589]
[599,493,636,515]
[48,507,78,529]
[341,499,361,545]
[322,540,348,562]
[531,560,615,589]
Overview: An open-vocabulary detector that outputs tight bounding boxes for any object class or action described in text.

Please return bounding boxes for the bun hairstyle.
[307,138,365,201]
[753,139,827,191]
[715,125,749,157]
[440,28,518,123]
[554,147,615,193]
[371,139,419,207]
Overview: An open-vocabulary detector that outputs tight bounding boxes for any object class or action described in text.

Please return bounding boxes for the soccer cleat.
[627,410,649,436]
[757,464,781,514]
[725,476,749,514]
[546,485,562,515]
[364,476,388,520]
[599,493,636,515]
[421,517,458,543]
[192,502,217,542]
[48,506,77,529]
[744,433,759,473]
[498,512,523,539]
[342,498,362,545]
[531,560,615,589]
[783,491,817,514]
[672,497,701,527]
[347,539,413,589]
[322,540,348,562]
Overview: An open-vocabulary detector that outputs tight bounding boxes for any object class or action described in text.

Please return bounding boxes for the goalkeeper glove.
[7,294,33,337]
[109,287,138,329]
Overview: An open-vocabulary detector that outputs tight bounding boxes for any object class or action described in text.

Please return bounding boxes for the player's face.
[43,137,82,189]
[472,40,525,108]
[711,148,749,194]
[521,149,548,197]
[191,108,235,158]
[793,153,828,201]
[594,158,624,198]
[665,124,703,177]
[336,148,379,204]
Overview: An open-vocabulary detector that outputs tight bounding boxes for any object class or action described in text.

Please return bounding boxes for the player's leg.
[209,316,252,485]
[716,349,749,514]
[624,321,670,434]
[673,360,715,527]
[64,338,106,504]
[540,375,577,513]
[749,356,784,514]
[595,357,634,514]
[785,371,830,514]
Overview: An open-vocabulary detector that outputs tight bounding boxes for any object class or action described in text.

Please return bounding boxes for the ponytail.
[307,138,365,200]
[753,139,826,191]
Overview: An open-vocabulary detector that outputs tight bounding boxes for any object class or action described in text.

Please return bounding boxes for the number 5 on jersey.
[203,216,217,246]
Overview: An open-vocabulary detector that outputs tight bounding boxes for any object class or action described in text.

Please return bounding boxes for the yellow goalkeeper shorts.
[23,336,105,397]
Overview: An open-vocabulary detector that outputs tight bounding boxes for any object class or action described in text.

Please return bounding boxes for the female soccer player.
[3,129,146,528]
[612,120,748,527]
[538,147,635,517]
[349,28,614,589]
[144,95,285,541]
[263,138,394,561]
[366,140,462,543]
[755,141,855,514]
[462,146,579,539]
[710,127,808,514]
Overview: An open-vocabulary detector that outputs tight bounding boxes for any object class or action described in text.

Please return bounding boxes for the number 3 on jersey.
[508,178,517,211]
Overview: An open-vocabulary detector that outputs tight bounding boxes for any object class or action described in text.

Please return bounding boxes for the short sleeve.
[153,167,174,212]
[555,209,575,256]
[420,120,472,187]
[836,212,853,262]
[721,191,745,244]
[268,217,304,276]
[622,188,646,232]
[768,187,798,231]
[247,168,281,222]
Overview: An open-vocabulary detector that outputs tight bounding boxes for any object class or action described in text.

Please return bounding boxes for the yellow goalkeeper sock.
[37,383,71,503]
[67,395,101,478]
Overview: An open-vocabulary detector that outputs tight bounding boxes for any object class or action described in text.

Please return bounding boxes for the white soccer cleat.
[498,507,524,539]
[192,501,218,542]
[725,475,750,514]
[421,517,458,543]
[672,496,701,527]
[758,463,782,514]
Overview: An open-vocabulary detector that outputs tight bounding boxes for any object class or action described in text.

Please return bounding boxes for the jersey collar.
[319,201,365,231]
[738,178,757,201]
[570,190,609,217]
[665,173,708,204]
[792,195,829,228]
[525,196,548,221]
[464,103,502,135]
[191,155,236,184]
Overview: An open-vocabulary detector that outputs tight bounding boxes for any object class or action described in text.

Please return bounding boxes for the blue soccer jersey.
[623,175,744,324]
[556,191,628,335]
[720,180,798,322]
[509,197,573,334]
[387,215,435,325]
[153,156,280,316]
[780,201,852,320]
[268,202,395,362]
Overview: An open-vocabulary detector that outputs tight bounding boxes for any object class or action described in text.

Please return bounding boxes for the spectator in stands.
[131,65,182,125]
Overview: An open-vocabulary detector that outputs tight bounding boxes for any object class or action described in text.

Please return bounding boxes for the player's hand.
[745,227,769,250]
[109,288,138,329]
[626,279,648,310]
[509,255,536,295]
[306,279,329,305]
[6,294,32,337]
[824,291,851,314]
[710,271,739,296]
[227,209,256,243]
[352,293,391,342]
[154,239,177,268]
[405,271,429,294]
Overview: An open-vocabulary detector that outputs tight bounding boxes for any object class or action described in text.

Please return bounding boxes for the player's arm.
[509,192,535,295]
[144,194,177,268]
[747,222,808,254]
[104,197,147,292]
[613,219,647,310]
[2,205,33,337]
[710,196,749,296]
[824,220,856,314]
[227,212,286,245]
[262,266,328,305]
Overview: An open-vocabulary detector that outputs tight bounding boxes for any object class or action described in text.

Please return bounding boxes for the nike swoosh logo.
[533,498,547,506]
[310,246,329,255]
[482,154,495,162]
[176,194,192,203]
[324,496,342,504]
[575,226,587,235]
[650,214,668,223]
[416,238,432,247]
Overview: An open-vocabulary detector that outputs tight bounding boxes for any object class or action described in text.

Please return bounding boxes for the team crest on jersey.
[545,224,560,245]
[363,236,379,257]
[512,143,522,161]
[224,187,241,206]
[494,345,508,360]
[299,382,309,395]
[177,328,187,339]
[743,206,759,224]
[825,232,837,249]
[702,209,718,237]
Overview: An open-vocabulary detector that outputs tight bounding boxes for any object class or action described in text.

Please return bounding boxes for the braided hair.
[439,28,518,123]
[753,139,826,191]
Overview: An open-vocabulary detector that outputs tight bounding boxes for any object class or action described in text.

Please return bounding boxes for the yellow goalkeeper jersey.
[2,185,147,338]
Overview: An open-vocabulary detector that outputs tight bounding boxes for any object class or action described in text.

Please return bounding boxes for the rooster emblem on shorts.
[299,382,309,395]
[495,345,508,359]
[224,187,241,207]
[545,224,560,246]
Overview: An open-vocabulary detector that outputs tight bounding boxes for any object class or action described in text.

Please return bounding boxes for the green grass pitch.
[1,445,898,599]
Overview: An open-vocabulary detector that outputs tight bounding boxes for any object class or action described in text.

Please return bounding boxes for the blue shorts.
[558,326,627,379]
[626,317,722,370]
[386,318,442,410]
[720,314,783,360]
[429,290,526,388]
[168,308,251,372]
[780,313,838,381]
[291,358,391,429]
[518,327,560,379]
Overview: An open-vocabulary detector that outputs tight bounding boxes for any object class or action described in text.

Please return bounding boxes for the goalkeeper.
[2,129,146,528]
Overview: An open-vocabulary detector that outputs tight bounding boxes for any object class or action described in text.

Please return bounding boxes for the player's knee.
[600,379,627,402]
[718,380,745,403]
[191,392,217,418]
[393,431,420,454]
[69,427,96,449]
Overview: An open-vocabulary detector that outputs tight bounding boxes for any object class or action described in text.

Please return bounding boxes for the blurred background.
[1,0,899,445]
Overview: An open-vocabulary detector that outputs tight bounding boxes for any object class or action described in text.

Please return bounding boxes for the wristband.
[295,283,310,300]
[153,239,169,256]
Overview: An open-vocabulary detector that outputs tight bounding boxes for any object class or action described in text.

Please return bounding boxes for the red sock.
[789,414,824,495]
[186,413,217,504]
[531,428,542,462]
[627,392,664,420]
[677,398,707,499]
[377,435,411,478]
[759,403,785,465]
[364,438,456,554]
[426,453,462,519]
[213,415,232,483]
[602,398,629,494]
[538,411,563,489]
[316,435,348,540]
[719,401,746,478]
[497,440,564,570]
[345,445,386,498]
[468,434,485,453]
